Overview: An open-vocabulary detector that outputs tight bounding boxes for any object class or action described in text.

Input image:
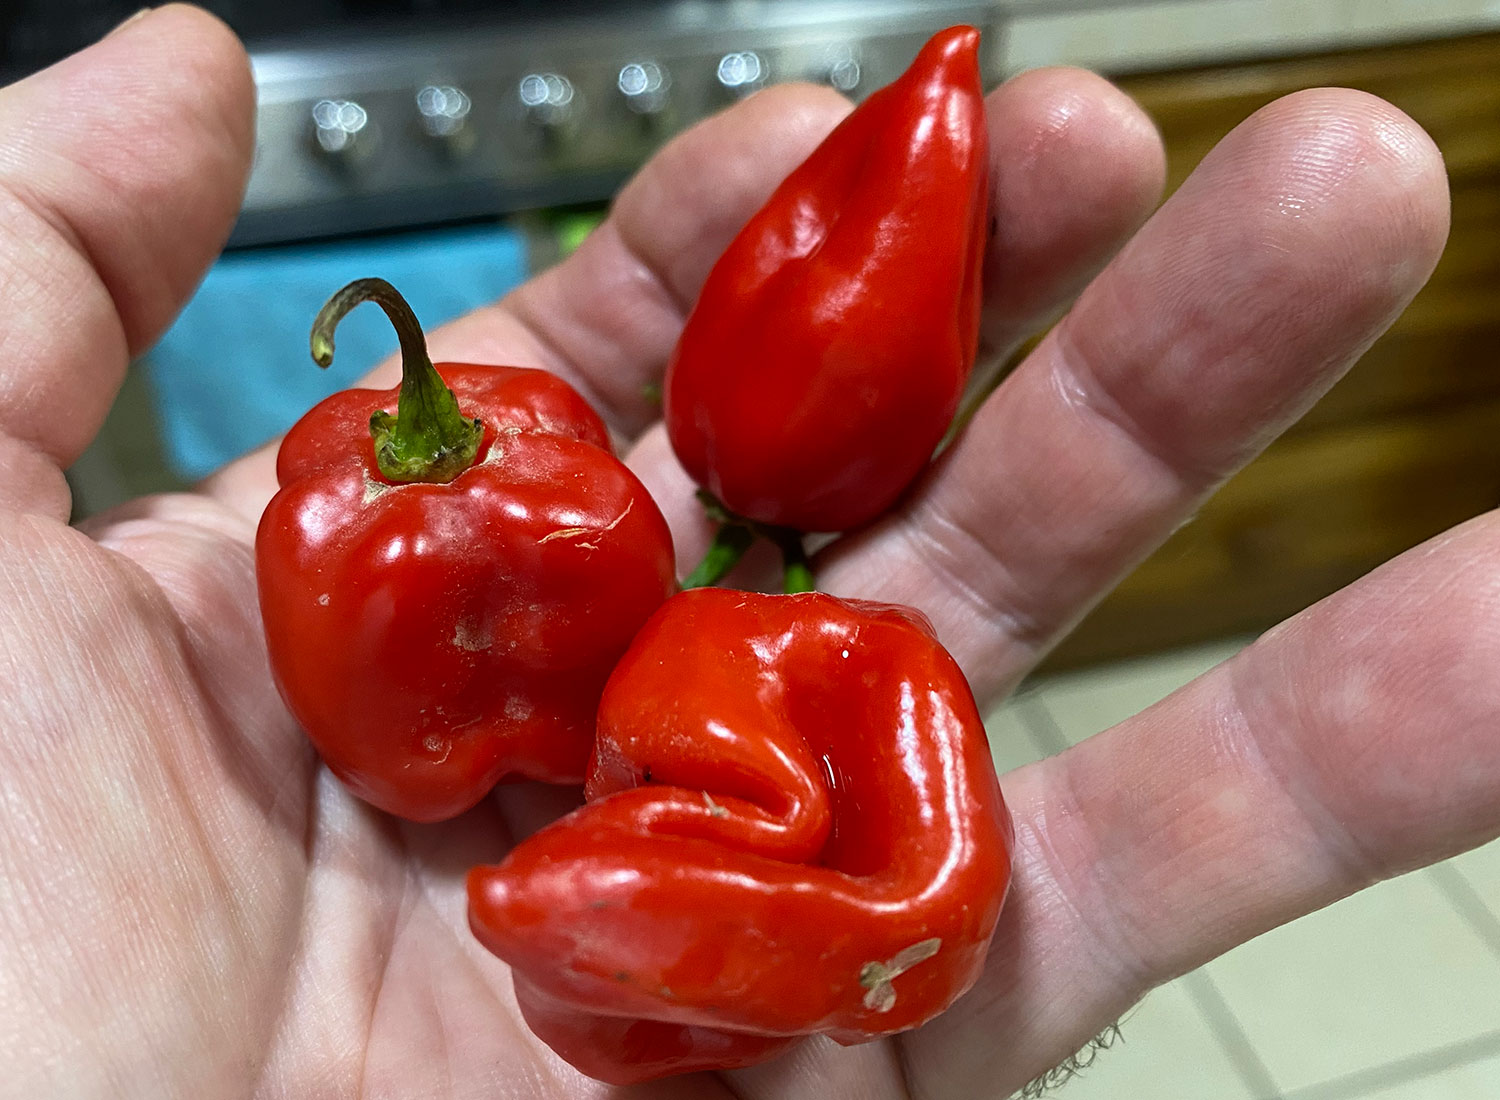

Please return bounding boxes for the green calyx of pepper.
[310,277,484,484]
[682,491,816,594]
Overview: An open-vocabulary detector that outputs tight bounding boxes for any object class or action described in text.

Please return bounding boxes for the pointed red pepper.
[468,588,1013,1082]
[665,26,990,534]
[256,279,677,822]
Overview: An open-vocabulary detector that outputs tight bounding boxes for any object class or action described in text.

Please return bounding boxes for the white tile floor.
[986,637,1500,1100]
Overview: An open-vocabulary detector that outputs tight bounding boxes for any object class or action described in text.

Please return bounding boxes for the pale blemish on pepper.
[539,526,591,544]
[537,500,634,550]
[479,439,510,468]
[859,937,942,1012]
[453,616,493,652]
[362,473,404,504]
[702,791,729,818]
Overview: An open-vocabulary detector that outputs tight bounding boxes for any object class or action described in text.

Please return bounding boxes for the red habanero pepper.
[256,279,676,822]
[468,588,1013,1083]
[665,26,990,535]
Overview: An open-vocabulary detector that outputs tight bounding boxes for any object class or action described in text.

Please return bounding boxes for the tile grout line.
[1178,970,1286,1099]
[1427,860,1500,963]
[1275,1027,1500,1100]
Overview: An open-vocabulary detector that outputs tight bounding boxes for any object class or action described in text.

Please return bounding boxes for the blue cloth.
[145,222,529,478]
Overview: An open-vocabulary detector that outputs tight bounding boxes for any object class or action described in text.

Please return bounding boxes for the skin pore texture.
[1,7,1486,1100]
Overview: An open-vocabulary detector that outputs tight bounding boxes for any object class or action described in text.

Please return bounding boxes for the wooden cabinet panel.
[1117,33,1500,191]
[1045,33,1500,669]
[1054,399,1500,666]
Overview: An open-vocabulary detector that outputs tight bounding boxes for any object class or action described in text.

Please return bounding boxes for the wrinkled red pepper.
[256,279,677,822]
[665,26,990,534]
[468,588,1013,1083]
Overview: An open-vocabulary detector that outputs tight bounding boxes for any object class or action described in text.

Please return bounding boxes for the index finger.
[819,89,1450,705]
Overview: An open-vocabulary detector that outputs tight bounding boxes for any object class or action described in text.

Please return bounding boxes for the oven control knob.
[824,46,862,93]
[715,50,766,97]
[310,98,373,164]
[617,60,670,118]
[519,72,579,142]
[417,84,474,156]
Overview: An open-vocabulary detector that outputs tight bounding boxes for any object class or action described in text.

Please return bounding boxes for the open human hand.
[1,6,1483,1099]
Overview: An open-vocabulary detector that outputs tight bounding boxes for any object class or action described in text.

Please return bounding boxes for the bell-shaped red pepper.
[468,588,1013,1082]
[256,279,677,822]
[665,26,990,534]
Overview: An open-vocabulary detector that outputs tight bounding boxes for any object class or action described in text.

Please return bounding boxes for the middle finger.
[820,87,1450,705]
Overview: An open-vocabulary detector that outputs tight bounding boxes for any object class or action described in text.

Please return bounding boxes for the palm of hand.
[3,8,1491,1100]
[13,498,906,1098]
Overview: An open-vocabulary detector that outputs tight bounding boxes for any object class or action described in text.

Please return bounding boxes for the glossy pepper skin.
[664,26,990,533]
[468,588,1013,1083]
[256,281,677,822]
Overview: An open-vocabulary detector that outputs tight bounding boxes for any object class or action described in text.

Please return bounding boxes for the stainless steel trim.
[234,1,1005,246]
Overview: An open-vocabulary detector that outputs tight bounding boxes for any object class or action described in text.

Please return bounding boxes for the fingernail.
[107,8,153,37]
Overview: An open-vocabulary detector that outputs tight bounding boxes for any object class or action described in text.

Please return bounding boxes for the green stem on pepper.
[681,522,756,589]
[681,490,817,593]
[310,277,484,484]
[776,534,816,594]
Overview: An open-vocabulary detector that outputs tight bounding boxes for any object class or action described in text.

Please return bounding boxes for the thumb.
[0,4,255,517]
